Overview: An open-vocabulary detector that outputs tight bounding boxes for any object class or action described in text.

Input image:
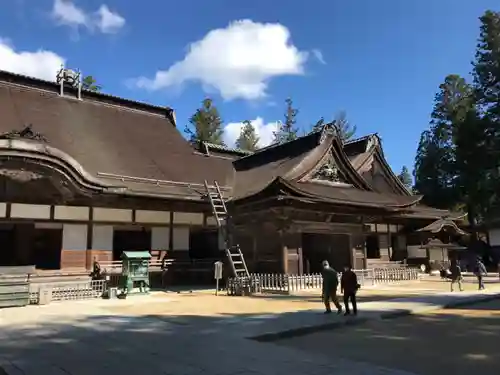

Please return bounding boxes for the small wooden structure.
[420,238,466,265]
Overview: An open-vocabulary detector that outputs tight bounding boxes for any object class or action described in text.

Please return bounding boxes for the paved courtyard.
[0,276,498,375]
[279,298,500,375]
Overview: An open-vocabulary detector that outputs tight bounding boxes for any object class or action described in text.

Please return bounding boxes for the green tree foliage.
[236,120,260,151]
[309,111,356,141]
[185,98,225,145]
[81,75,102,92]
[414,74,488,227]
[311,117,325,133]
[397,166,412,190]
[273,98,298,144]
[335,111,357,141]
[472,10,500,221]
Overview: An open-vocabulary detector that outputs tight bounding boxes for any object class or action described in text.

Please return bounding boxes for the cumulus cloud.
[51,0,125,35]
[132,20,309,101]
[224,117,280,148]
[0,38,65,80]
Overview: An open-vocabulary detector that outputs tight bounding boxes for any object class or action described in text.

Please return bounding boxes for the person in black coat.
[474,258,487,290]
[340,265,359,316]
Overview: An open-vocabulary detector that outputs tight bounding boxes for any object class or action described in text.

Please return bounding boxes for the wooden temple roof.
[0,69,457,219]
[416,217,469,236]
[0,70,234,200]
[420,238,466,250]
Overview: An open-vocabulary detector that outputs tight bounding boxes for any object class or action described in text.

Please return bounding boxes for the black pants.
[343,292,357,315]
[477,274,484,290]
[324,290,342,312]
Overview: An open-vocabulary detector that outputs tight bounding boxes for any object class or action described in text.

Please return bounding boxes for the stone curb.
[251,292,500,342]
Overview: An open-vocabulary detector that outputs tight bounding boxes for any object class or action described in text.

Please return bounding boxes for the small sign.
[214,261,223,280]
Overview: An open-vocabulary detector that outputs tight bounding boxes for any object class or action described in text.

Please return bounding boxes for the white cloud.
[0,38,65,80]
[312,49,326,64]
[52,0,87,28]
[95,5,125,34]
[224,117,280,148]
[132,20,309,101]
[51,0,125,35]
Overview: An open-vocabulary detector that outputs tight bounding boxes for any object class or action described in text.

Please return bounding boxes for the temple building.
[0,68,458,275]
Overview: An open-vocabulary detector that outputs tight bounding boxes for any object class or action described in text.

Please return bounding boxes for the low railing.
[228,267,421,295]
[29,279,107,304]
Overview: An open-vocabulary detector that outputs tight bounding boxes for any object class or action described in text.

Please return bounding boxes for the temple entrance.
[366,235,380,258]
[0,224,16,266]
[33,226,62,270]
[0,223,62,269]
[302,233,351,272]
[189,228,220,259]
[113,227,152,260]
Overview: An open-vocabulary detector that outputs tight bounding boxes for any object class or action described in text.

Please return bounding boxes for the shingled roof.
[229,125,423,210]
[0,70,234,199]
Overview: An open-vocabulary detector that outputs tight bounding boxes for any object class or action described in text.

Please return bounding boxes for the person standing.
[321,260,342,314]
[450,260,463,292]
[341,265,359,316]
[474,258,487,290]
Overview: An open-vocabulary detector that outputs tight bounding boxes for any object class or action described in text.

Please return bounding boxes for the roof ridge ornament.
[0,124,48,143]
[319,121,337,144]
[56,64,82,100]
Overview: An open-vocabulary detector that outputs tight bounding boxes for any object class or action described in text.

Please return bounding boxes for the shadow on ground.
[0,291,499,374]
[278,299,500,375]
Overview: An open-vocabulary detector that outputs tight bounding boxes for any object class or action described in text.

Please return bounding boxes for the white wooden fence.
[228,268,421,295]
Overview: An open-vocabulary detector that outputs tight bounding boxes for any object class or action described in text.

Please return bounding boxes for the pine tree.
[81,75,101,92]
[185,98,225,145]
[308,111,356,140]
[236,120,259,151]
[273,98,298,144]
[310,117,325,133]
[397,166,412,190]
[335,111,357,141]
[472,10,500,222]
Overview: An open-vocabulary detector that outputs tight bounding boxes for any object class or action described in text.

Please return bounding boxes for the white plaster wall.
[152,227,170,249]
[92,225,113,250]
[173,212,203,225]
[172,227,189,250]
[11,203,51,219]
[489,229,500,246]
[136,210,170,224]
[93,208,132,222]
[62,224,88,250]
[0,203,6,218]
[55,206,90,221]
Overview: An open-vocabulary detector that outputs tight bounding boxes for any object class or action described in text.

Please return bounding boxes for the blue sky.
[0,0,498,175]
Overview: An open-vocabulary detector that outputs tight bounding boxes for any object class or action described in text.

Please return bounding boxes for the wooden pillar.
[348,234,355,269]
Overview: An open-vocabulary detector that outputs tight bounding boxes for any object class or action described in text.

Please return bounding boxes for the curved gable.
[346,135,411,196]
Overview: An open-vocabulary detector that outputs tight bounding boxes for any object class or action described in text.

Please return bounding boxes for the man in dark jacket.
[450,260,463,292]
[321,260,342,314]
[474,258,487,290]
[341,266,359,316]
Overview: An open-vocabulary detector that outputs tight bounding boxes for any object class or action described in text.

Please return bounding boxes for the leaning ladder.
[204,180,250,281]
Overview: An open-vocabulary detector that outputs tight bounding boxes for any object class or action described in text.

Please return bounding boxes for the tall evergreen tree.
[81,75,101,92]
[472,10,500,221]
[273,98,298,144]
[414,75,472,210]
[311,117,325,133]
[309,111,356,140]
[185,98,225,145]
[236,120,260,151]
[335,111,357,141]
[397,166,412,190]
